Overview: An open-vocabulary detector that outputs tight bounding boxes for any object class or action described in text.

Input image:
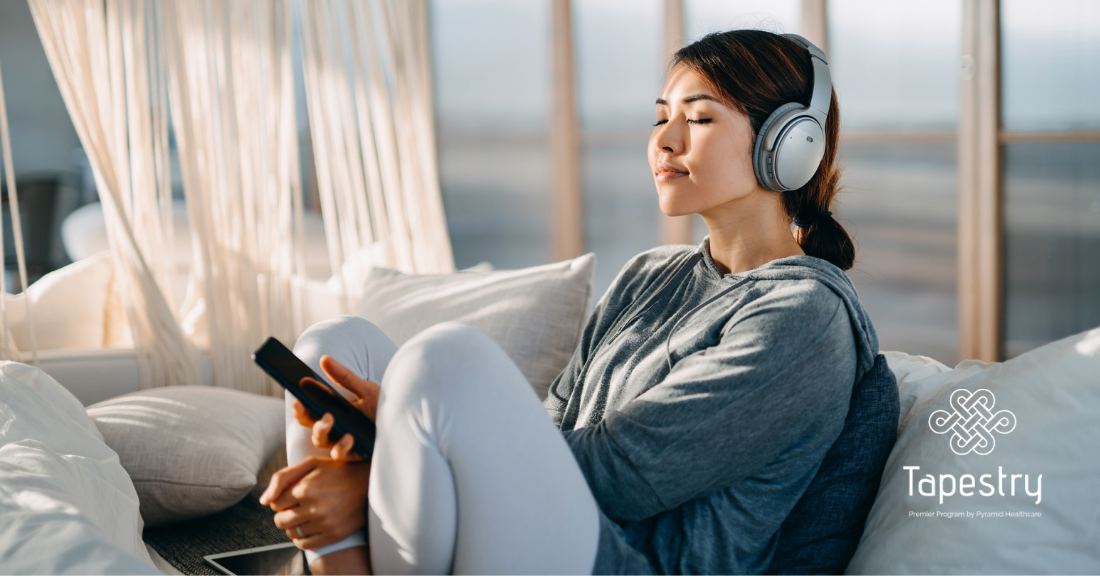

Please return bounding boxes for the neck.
[700,191,805,275]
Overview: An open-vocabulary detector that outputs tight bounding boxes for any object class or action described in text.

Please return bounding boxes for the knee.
[295,315,386,353]
[292,315,397,385]
[380,322,512,409]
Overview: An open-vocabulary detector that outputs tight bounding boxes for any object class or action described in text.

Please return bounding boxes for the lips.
[655,162,688,181]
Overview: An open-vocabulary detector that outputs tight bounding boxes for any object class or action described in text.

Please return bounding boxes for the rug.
[143,495,292,575]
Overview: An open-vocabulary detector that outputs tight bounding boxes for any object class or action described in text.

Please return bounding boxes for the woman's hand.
[259,456,372,550]
[293,355,381,461]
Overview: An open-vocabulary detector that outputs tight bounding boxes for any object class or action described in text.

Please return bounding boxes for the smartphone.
[252,337,375,460]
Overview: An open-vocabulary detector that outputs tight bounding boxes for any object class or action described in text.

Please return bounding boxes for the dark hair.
[672,30,855,271]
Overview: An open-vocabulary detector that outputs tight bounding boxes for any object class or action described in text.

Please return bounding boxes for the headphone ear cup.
[752,102,805,192]
[773,118,825,190]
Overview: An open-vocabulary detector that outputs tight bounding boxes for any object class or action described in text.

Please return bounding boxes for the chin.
[657,194,701,218]
[657,190,691,217]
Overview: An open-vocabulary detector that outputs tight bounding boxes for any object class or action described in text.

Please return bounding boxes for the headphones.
[751,34,833,192]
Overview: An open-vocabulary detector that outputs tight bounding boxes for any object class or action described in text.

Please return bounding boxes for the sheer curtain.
[28,0,199,389]
[299,0,454,313]
[25,0,452,393]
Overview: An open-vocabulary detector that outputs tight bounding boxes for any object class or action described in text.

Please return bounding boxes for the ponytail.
[783,86,854,270]
[673,30,856,271]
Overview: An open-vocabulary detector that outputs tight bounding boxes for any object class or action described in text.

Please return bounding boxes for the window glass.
[1003,143,1100,358]
[1001,0,1100,131]
[827,1,962,363]
[685,0,800,42]
[828,0,961,131]
[431,0,551,270]
[576,0,663,299]
[841,143,959,364]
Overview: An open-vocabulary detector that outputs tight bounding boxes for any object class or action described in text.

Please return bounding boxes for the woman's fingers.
[273,507,307,531]
[312,413,337,449]
[285,520,327,548]
[319,356,381,420]
[329,433,361,462]
[260,457,320,506]
[292,532,342,552]
[292,399,318,428]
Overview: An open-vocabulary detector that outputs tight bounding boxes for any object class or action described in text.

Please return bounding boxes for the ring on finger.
[296,525,304,538]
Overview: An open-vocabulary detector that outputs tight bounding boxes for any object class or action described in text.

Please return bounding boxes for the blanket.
[0,361,156,574]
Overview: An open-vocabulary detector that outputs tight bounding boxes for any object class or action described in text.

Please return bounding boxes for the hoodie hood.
[696,236,880,382]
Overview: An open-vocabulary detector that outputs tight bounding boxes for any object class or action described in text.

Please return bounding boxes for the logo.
[928,388,1016,455]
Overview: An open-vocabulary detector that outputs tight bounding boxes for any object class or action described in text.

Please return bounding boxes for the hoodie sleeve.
[561,280,858,522]
[543,247,695,426]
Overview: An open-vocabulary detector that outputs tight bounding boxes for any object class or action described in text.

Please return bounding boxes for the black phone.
[252,337,375,460]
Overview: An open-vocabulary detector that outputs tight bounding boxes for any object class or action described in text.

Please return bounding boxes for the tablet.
[203,542,306,575]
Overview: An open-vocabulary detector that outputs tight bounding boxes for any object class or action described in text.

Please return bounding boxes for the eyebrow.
[655,94,720,105]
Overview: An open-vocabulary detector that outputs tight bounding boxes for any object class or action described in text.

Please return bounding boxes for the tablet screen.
[203,542,307,575]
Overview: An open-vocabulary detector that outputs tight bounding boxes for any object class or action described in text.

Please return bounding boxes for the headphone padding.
[752,102,804,192]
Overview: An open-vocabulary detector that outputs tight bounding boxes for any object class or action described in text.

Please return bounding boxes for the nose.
[652,118,685,156]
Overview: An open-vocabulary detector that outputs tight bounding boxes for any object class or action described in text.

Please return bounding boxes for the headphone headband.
[781,34,831,121]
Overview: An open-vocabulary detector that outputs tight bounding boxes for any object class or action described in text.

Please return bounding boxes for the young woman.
[260,29,882,575]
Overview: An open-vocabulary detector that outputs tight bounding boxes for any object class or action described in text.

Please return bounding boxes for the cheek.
[693,130,755,192]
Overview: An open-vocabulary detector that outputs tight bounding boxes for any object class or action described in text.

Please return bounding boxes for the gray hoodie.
[543,237,879,574]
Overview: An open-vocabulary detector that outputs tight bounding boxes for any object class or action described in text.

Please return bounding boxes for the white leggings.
[286,316,600,574]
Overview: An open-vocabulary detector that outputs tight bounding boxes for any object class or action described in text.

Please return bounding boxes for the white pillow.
[357,254,595,400]
[847,327,1100,574]
[3,251,115,351]
[0,361,155,573]
[87,386,286,527]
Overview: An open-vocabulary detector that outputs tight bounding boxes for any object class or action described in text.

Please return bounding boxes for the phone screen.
[252,337,376,460]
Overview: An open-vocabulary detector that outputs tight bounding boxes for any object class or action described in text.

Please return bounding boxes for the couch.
[0,253,1097,574]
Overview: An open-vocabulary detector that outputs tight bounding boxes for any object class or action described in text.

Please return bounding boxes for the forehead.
[658,65,719,103]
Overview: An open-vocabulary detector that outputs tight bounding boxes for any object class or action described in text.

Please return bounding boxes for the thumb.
[320,355,379,401]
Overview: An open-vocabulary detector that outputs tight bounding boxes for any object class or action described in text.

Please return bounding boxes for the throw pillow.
[767,353,900,574]
[846,326,1100,574]
[357,254,596,400]
[87,386,285,527]
[4,251,115,351]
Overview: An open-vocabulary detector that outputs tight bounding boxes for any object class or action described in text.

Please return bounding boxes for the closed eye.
[653,118,711,126]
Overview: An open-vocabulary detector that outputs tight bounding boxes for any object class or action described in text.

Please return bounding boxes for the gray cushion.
[357,254,596,400]
[87,386,285,528]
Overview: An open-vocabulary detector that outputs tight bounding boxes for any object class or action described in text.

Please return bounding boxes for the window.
[829,0,962,363]
[431,0,552,271]
[1001,0,1100,357]
[576,0,663,297]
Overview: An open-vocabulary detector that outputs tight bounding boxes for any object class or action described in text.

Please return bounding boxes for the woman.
[260,29,881,574]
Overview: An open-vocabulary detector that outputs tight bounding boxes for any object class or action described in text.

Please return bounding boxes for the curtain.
[0,56,36,362]
[159,0,303,395]
[300,0,454,314]
[28,0,199,389]
[26,0,453,393]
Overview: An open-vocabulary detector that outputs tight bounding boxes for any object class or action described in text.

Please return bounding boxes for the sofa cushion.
[356,254,595,400]
[767,353,900,574]
[87,386,285,527]
[3,251,115,352]
[845,326,1100,574]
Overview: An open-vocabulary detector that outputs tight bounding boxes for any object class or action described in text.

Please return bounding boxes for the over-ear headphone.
[751,33,832,192]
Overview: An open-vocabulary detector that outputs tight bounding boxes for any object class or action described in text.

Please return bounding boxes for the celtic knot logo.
[928,388,1016,455]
